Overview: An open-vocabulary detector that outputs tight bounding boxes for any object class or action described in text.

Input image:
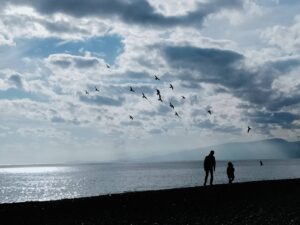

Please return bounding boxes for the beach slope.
[0,179,299,225]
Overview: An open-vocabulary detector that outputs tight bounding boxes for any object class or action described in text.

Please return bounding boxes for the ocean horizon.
[0,159,299,203]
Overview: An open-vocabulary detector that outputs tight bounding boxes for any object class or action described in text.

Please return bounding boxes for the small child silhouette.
[227,162,235,184]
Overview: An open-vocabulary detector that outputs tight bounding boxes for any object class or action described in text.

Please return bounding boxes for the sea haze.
[0,159,300,203]
[139,138,300,162]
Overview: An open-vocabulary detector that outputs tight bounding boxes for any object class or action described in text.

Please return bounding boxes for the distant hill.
[140,138,300,162]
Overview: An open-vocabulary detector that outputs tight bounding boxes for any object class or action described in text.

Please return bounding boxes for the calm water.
[0,159,299,203]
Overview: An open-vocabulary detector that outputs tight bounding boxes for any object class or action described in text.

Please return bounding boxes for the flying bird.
[142,93,148,100]
[181,96,186,100]
[156,89,161,96]
[175,112,180,118]
[85,90,89,95]
[154,75,160,81]
[207,110,212,115]
[169,84,174,90]
[158,95,163,102]
[169,102,175,110]
[129,115,134,120]
[95,86,100,92]
[247,126,251,133]
[130,86,135,92]
[106,64,110,69]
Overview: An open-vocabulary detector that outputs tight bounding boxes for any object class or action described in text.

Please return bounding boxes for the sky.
[0,0,300,165]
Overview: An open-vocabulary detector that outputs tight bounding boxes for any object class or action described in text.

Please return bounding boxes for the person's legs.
[209,169,214,185]
[204,170,208,186]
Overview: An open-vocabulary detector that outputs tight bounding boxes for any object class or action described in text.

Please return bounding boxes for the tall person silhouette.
[203,150,216,186]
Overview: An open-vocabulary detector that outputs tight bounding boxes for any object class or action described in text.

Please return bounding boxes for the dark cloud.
[51,116,85,125]
[266,93,300,111]
[193,119,242,134]
[48,54,101,68]
[163,45,300,111]
[50,59,71,68]
[79,94,124,106]
[8,74,24,89]
[164,46,246,88]
[74,57,99,68]
[6,0,242,28]
[51,116,65,123]
[120,121,142,126]
[162,45,300,132]
[148,128,163,134]
[248,111,300,129]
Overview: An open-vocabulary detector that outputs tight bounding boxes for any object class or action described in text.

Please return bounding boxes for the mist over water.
[0,159,299,203]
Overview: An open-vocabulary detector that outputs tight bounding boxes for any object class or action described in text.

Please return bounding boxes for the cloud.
[47,53,105,69]
[51,115,81,125]
[163,46,245,85]
[120,120,142,127]
[5,0,242,28]
[40,19,89,35]
[0,88,49,102]
[79,94,125,107]
[8,74,25,89]
[261,15,300,53]
[163,45,300,111]
[248,111,300,129]
[148,128,163,134]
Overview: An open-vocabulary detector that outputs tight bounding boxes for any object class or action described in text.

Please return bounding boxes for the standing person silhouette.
[203,150,216,186]
[227,162,235,184]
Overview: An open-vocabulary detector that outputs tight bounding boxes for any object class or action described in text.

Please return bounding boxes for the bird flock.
[83,65,252,134]
[128,75,182,120]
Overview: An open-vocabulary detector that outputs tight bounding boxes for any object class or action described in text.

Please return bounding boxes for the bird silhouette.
[95,86,100,92]
[142,93,148,100]
[106,64,110,69]
[130,86,135,92]
[85,90,89,95]
[129,115,134,120]
[175,112,180,117]
[170,84,174,90]
[158,95,163,102]
[207,110,212,115]
[247,126,251,133]
[154,75,160,81]
[156,89,161,96]
[170,102,175,110]
[181,96,186,100]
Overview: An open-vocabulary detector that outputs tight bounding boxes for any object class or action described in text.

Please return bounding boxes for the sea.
[0,159,299,203]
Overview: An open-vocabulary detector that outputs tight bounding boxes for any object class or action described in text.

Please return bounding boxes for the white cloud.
[261,14,300,53]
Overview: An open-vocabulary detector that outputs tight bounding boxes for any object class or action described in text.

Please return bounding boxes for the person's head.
[228,162,233,167]
[209,150,214,156]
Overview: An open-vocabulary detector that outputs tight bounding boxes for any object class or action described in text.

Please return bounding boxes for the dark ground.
[0,179,299,225]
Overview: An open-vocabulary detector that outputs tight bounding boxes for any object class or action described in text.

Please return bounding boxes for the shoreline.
[1,179,299,224]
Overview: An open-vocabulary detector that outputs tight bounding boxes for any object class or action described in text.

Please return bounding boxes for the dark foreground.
[0,179,299,225]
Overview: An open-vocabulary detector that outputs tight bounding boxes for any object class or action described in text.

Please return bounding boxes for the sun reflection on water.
[0,166,70,174]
